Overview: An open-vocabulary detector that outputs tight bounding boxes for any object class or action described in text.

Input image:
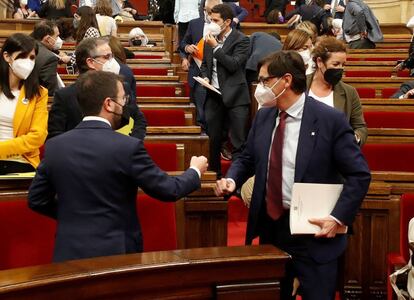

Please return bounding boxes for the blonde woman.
[95,0,117,37]
[282,29,314,74]
[38,0,72,19]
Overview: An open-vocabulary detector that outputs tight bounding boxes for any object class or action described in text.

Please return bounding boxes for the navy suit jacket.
[29,121,200,262]
[226,96,371,263]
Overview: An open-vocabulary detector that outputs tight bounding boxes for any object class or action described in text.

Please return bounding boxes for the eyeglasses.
[109,95,130,107]
[257,76,277,86]
[92,53,113,61]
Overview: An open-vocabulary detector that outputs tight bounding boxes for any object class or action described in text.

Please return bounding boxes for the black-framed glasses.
[257,76,277,85]
[92,53,113,61]
[109,95,130,107]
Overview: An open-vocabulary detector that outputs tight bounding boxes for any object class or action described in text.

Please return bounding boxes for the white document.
[193,76,221,95]
[290,183,348,234]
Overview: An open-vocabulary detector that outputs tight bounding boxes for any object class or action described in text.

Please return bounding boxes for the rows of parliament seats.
[2,18,414,299]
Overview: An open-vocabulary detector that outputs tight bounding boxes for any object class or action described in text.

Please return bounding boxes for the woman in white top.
[0,33,48,174]
[95,0,117,36]
[307,36,367,145]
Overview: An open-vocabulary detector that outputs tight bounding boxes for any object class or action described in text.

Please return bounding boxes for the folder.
[290,183,348,234]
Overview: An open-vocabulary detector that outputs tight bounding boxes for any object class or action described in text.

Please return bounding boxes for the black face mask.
[132,39,142,46]
[323,68,343,86]
[112,105,130,130]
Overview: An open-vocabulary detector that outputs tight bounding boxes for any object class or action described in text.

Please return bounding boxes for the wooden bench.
[361,99,414,111]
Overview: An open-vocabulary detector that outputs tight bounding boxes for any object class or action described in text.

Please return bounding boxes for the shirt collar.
[218,28,232,43]
[83,116,112,127]
[281,92,305,120]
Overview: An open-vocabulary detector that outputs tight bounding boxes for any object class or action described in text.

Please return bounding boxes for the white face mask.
[102,58,120,74]
[254,77,286,107]
[205,22,223,36]
[52,36,63,50]
[298,49,311,65]
[10,57,35,80]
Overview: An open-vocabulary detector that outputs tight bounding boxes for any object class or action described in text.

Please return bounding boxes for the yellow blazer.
[0,86,48,168]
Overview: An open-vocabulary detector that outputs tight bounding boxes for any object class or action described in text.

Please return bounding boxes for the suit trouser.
[204,90,249,177]
[259,212,338,300]
[190,82,207,130]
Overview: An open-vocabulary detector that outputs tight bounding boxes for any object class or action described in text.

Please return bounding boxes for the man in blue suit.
[216,51,371,299]
[29,71,208,262]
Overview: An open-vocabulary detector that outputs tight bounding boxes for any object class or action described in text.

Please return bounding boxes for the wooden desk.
[0,245,289,300]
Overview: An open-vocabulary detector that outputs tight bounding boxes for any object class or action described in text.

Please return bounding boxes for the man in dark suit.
[215,51,371,299]
[47,37,147,140]
[200,4,250,177]
[182,0,249,131]
[391,80,414,99]
[31,20,60,96]
[29,71,208,262]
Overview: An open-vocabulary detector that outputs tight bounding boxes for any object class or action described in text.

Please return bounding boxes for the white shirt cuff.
[399,94,405,99]
[226,178,236,187]
[329,215,344,226]
[190,166,201,178]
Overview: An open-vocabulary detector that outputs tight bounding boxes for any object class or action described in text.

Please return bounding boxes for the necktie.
[266,111,288,220]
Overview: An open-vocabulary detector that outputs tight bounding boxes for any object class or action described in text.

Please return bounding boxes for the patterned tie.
[266,111,288,220]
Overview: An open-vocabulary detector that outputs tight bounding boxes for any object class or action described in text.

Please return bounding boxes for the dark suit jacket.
[246,32,282,71]
[226,96,371,263]
[180,17,204,88]
[47,65,147,140]
[306,74,367,145]
[29,120,200,262]
[200,29,250,107]
[392,81,414,99]
[36,42,59,96]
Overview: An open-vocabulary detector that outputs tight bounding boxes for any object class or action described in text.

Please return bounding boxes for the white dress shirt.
[174,0,201,23]
[267,93,305,209]
[211,28,232,89]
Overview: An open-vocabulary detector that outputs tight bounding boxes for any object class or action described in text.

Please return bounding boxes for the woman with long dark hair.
[74,6,101,43]
[0,33,48,174]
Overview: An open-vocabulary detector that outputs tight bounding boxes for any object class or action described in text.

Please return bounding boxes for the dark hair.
[211,3,234,22]
[77,70,123,116]
[75,37,108,74]
[107,36,126,64]
[258,50,307,94]
[312,36,347,65]
[266,9,281,24]
[75,6,99,43]
[56,18,75,41]
[0,33,40,99]
[31,20,56,41]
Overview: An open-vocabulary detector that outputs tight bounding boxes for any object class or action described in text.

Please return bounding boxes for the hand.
[232,17,239,24]
[323,4,331,10]
[403,88,414,99]
[308,217,340,238]
[60,54,71,64]
[203,77,210,84]
[395,62,404,71]
[215,178,236,196]
[360,31,368,38]
[181,58,190,71]
[185,44,198,54]
[336,5,345,12]
[190,156,208,175]
[205,33,218,48]
[131,9,137,14]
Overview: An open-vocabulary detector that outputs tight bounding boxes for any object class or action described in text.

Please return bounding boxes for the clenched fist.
[190,156,208,175]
